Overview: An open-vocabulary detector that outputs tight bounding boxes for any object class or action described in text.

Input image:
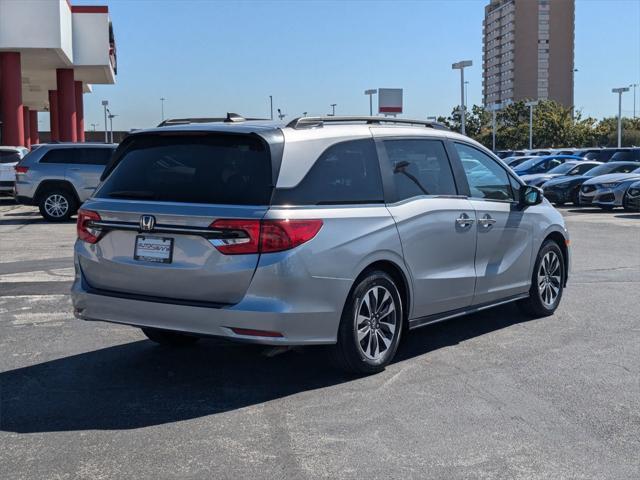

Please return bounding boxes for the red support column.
[48,90,59,141]
[29,110,40,145]
[74,81,85,142]
[56,68,77,142]
[0,52,25,146]
[23,106,31,149]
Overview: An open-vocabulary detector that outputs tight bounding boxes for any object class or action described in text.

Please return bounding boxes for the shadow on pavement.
[615,213,640,220]
[566,208,618,214]
[0,303,533,433]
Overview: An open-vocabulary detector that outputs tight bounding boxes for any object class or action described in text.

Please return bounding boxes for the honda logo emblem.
[139,215,156,232]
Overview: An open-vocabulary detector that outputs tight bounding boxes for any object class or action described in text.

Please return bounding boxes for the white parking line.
[0,267,74,283]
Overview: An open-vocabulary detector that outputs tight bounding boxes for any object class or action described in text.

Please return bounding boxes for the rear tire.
[38,189,77,222]
[141,328,200,347]
[517,240,565,318]
[329,270,403,375]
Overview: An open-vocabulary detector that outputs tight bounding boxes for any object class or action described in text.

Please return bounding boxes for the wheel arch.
[34,180,81,205]
[353,259,411,335]
[542,230,569,287]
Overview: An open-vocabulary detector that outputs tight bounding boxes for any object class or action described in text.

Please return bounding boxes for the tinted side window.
[455,143,514,201]
[272,139,383,205]
[575,163,596,174]
[39,149,77,164]
[76,148,114,165]
[382,139,457,201]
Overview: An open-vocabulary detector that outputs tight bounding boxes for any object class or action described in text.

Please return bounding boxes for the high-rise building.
[482,0,574,108]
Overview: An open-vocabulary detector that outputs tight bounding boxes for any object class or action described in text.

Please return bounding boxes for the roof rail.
[157,113,266,127]
[286,116,450,131]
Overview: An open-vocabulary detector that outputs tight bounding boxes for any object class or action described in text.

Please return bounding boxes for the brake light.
[77,209,102,244]
[15,166,28,174]
[210,219,322,255]
[260,219,323,253]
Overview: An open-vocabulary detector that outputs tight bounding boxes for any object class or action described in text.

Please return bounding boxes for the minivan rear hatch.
[78,131,279,305]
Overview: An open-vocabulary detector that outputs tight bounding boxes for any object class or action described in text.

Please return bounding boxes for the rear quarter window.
[0,151,21,163]
[96,134,272,205]
[39,148,77,164]
[272,138,383,205]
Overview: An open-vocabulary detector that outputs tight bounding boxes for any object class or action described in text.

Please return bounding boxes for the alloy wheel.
[537,251,561,307]
[355,285,398,361]
[44,194,69,218]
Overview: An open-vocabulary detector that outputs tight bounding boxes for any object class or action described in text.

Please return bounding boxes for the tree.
[438,99,640,150]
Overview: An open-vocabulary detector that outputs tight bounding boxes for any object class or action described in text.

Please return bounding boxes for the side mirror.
[520,185,543,206]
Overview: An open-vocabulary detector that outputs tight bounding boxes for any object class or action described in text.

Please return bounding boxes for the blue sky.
[74,0,640,131]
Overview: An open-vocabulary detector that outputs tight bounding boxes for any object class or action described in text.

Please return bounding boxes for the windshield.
[0,150,21,163]
[585,163,623,177]
[514,157,543,171]
[547,163,576,174]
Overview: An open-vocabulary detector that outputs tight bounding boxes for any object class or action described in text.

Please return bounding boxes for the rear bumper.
[71,260,345,346]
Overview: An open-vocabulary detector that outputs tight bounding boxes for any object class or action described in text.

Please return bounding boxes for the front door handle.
[456,213,474,228]
[478,214,496,228]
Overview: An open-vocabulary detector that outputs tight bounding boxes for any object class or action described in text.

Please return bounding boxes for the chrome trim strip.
[89,221,241,237]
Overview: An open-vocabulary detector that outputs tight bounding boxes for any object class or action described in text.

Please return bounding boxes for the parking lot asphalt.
[0,199,638,480]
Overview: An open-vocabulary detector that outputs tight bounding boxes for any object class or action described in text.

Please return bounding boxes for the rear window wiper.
[106,190,157,200]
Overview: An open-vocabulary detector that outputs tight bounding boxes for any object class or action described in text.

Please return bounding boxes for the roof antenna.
[225,112,245,123]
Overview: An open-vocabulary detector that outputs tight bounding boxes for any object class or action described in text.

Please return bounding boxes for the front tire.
[329,271,403,375]
[38,189,77,222]
[518,240,565,318]
[141,327,200,346]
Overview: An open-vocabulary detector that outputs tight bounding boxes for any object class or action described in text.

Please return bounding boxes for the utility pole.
[452,60,472,135]
[160,97,166,121]
[364,89,377,116]
[330,104,337,116]
[525,101,539,150]
[101,100,108,143]
[269,95,273,120]
[612,87,629,148]
[630,83,638,118]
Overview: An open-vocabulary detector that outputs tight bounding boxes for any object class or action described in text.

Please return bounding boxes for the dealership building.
[0,0,116,148]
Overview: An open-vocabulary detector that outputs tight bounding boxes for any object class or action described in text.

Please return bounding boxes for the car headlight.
[600,183,619,188]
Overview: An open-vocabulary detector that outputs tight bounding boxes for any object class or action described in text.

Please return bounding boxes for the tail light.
[77,209,102,244]
[210,219,322,255]
[15,166,29,174]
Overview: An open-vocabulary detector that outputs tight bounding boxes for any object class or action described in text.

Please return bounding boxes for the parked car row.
[512,157,640,211]
[496,147,640,163]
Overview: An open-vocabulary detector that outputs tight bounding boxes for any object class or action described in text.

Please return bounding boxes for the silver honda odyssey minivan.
[72,116,570,374]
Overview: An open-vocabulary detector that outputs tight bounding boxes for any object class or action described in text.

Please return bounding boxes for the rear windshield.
[0,151,21,163]
[96,134,272,205]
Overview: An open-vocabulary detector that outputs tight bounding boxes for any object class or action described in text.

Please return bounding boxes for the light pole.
[277,108,285,121]
[630,83,638,118]
[330,104,337,116]
[101,100,108,143]
[269,95,273,120]
[364,89,377,116]
[107,110,117,143]
[612,87,629,148]
[90,123,97,132]
[464,80,469,110]
[525,100,539,150]
[160,97,166,121]
[452,60,472,135]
